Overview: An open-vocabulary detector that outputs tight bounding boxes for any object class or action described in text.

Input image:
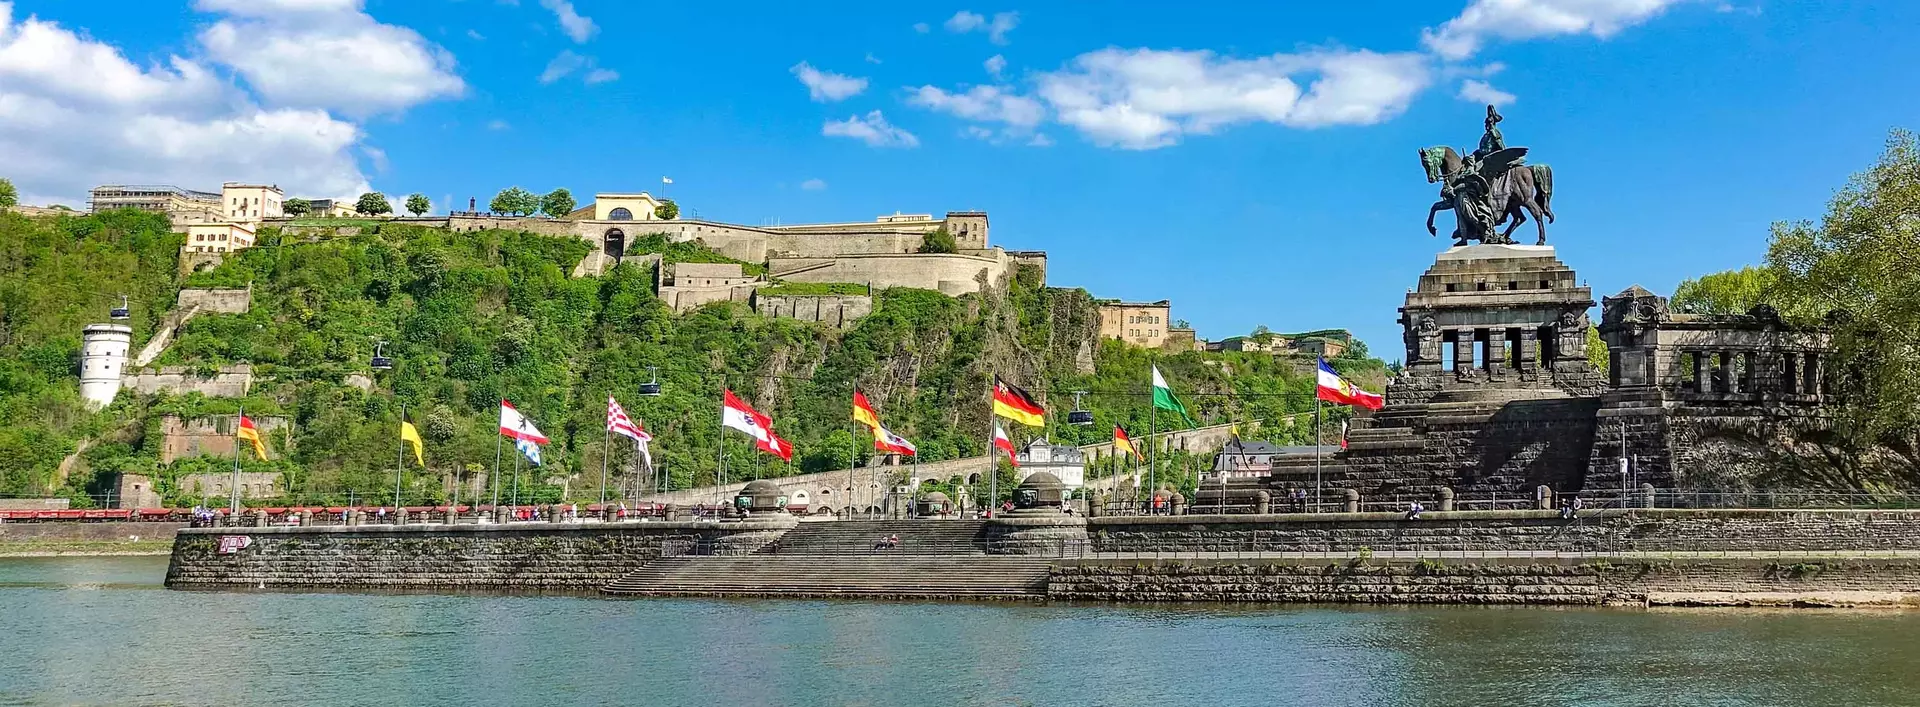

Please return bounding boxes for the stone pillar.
[1437,487,1455,512]
[1452,329,1475,372]
[1254,491,1271,515]
[1169,493,1186,516]
[253,510,267,527]
[395,507,409,525]
[1716,352,1735,393]
[350,510,365,527]
[1342,489,1360,513]
[1638,483,1657,509]
[1515,330,1537,371]
[1806,354,1822,396]
[664,504,678,521]
[1535,485,1553,510]
[1486,328,1508,375]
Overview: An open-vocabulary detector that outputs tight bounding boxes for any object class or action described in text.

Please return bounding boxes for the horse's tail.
[1531,164,1555,223]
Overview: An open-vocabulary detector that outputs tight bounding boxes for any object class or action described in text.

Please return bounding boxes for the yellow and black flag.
[991,376,1045,427]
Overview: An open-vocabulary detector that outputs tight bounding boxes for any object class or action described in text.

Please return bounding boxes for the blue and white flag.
[516,437,543,466]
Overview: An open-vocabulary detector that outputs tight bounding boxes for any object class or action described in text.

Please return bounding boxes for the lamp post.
[371,341,401,510]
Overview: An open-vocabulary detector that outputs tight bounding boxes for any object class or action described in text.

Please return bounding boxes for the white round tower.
[80,324,132,409]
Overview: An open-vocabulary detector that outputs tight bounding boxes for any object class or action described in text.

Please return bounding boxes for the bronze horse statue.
[1420,145,1555,246]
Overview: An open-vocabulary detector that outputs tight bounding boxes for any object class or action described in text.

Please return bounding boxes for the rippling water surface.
[3,557,1918,706]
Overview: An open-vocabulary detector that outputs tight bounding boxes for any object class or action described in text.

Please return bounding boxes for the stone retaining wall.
[1049,558,1920,605]
[1087,509,1920,554]
[164,520,792,590]
[2,522,186,543]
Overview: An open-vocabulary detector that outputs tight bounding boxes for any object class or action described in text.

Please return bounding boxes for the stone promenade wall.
[2,522,186,543]
[164,520,791,590]
[1048,558,1920,606]
[1087,509,1920,554]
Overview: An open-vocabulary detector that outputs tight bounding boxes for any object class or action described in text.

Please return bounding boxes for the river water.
[3,557,1918,706]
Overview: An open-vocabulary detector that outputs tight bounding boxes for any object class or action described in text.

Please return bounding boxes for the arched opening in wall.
[603,229,626,262]
[609,207,634,221]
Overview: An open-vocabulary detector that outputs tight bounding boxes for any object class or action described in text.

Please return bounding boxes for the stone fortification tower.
[80,323,132,409]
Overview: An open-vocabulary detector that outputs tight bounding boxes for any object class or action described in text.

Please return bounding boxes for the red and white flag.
[608,396,653,467]
[874,425,917,456]
[722,389,792,461]
[1315,358,1385,411]
[499,400,549,444]
[992,422,1018,467]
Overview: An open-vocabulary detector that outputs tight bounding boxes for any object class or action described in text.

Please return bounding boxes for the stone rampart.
[164,520,794,590]
[753,294,873,328]
[1085,509,1920,554]
[124,365,253,398]
[1048,558,1920,606]
[769,251,1009,297]
[175,287,251,314]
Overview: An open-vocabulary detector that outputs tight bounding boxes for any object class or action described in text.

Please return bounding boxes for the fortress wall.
[124,365,253,399]
[159,414,289,463]
[768,251,1009,296]
[175,287,250,314]
[754,294,873,328]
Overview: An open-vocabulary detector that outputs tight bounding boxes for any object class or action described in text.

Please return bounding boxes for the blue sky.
[5,1,1919,358]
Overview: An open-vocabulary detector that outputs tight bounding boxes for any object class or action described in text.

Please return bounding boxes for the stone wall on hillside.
[175,287,251,314]
[768,251,1011,297]
[158,413,286,462]
[124,365,253,398]
[1048,558,1920,605]
[754,294,873,329]
[1085,509,1920,554]
[164,520,795,589]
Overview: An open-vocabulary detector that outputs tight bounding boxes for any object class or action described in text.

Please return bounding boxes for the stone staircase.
[602,519,1054,599]
[602,554,1052,599]
[758,519,987,555]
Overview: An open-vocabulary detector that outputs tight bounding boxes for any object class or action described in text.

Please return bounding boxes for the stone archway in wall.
[603,228,626,263]
[608,207,634,220]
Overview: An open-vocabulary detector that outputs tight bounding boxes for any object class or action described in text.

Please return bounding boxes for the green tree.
[491,187,538,216]
[405,193,431,217]
[1766,130,1920,488]
[916,227,958,254]
[1586,326,1608,374]
[654,199,679,220]
[284,198,311,217]
[1672,266,1778,315]
[355,192,392,216]
[0,177,17,208]
[541,188,576,218]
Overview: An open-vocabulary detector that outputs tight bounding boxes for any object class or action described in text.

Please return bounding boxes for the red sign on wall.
[216,536,252,555]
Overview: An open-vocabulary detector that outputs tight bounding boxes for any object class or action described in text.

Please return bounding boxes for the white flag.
[661,176,673,185]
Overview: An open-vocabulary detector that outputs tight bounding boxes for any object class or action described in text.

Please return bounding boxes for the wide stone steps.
[758,519,987,555]
[602,555,1051,599]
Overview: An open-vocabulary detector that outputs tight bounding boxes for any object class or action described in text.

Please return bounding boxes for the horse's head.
[1418,146,1454,184]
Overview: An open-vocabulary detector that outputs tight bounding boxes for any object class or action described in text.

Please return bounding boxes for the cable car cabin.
[370,355,394,370]
[110,294,130,320]
[637,382,662,396]
[1067,410,1095,425]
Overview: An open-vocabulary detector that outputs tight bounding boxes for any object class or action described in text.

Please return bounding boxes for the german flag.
[851,389,881,432]
[991,376,1045,427]
[1114,426,1142,460]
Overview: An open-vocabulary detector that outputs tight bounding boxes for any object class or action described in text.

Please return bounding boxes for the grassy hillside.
[0,212,1384,507]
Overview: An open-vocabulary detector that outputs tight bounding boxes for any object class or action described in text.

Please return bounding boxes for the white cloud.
[799,178,827,191]
[1027,133,1053,147]
[467,29,485,40]
[539,0,596,43]
[1029,47,1429,149]
[945,10,1019,44]
[912,22,930,33]
[865,52,882,64]
[540,50,615,84]
[0,2,371,204]
[1457,78,1515,106]
[486,119,510,130]
[984,54,1007,78]
[195,0,464,116]
[907,84,1045,129]
[821,110,919,148]
[1423,0,1688,60]
[789,62,868,102]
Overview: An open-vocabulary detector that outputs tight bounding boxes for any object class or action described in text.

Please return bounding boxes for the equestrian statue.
[1420,105,1556,246]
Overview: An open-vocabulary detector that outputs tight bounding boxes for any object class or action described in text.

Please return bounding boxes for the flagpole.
[987,422,996,518]
[394,403,406,510]
[491,429,503,511]
[1148,383,1158,514]
[1314,394,1323,514]
[230,403,243,516]
[599,417,610,506]
[512,443,522,508]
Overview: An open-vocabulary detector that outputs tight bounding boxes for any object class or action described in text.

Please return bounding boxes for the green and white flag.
[1151,365,1196,425]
